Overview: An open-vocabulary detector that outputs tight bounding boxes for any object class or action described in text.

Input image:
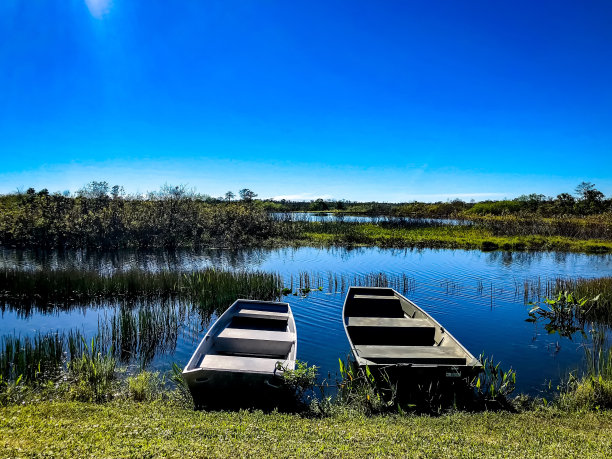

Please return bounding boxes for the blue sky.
[1,1,611,201]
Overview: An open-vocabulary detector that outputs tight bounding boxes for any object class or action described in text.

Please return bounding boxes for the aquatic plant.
[333,357,398,415]
[526,291,602,337]
[471,354,516,409]
[0,333,64,384]
[558,331,612,411]
[67,337,116,403]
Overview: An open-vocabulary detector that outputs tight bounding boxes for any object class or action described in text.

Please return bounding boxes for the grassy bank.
[301,221,612,253]
[1,401,611,457]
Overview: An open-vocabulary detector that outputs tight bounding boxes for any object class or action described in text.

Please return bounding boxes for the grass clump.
[559,344,612,411]
[67,338,116,403]
[126,371,162,402]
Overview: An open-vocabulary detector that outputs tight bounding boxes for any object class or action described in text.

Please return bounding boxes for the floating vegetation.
[526,291,602,338]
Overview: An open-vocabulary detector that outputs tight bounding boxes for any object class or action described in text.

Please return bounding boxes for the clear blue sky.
[1,1,611,201]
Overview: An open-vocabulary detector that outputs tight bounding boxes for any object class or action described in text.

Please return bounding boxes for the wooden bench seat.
[354,345,466,365]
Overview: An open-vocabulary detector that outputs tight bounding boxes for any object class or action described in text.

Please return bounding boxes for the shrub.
[127,371,161,402]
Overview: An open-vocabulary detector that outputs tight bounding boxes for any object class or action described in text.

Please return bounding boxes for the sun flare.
[84,0,112,19]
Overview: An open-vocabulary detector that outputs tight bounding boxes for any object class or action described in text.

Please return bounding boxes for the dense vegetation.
[0,181,611,251]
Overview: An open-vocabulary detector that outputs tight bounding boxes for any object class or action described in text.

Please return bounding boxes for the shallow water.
[2,246,612,394]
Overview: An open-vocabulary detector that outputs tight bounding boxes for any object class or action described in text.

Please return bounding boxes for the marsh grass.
[559,335,612,411]
[67,337,117,402]
[96,303,182,366]
[0,267,283,313]
[286,271,416,297]
[298,217,612,252]
[0,333,64,384]
[474,214,612,240]
[183,269,282,311]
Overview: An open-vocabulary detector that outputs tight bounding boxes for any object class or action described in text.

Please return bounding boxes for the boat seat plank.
[347,317,431,328]
[236,308,289,322]
[353,294,398,300]
[354,345,466,365]
[201,354,289,374]
[218,328,294,342]
[216,328,295,356]
[346,295,405,318]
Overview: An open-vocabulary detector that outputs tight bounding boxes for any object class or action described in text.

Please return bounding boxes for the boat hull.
[182,299,297,409]
[342,287,482,380]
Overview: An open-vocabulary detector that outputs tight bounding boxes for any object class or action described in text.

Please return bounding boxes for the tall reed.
[0,267,283,314]
[0,333,64,383]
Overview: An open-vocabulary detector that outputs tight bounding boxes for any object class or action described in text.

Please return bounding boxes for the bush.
[127,371,161,402]
[559,375,612,411]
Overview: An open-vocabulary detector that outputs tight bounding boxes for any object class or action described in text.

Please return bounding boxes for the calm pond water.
[2,246,612,394]
[271,212,466,225]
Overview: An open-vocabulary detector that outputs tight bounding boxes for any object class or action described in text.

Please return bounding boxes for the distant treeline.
[0,181,610,249]
[278,181,612,218]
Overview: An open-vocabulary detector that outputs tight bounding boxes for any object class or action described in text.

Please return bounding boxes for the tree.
[309,198,329,211]
[225,191,235,202]
[575,182,604,214]
[77,181,110,199]
[239,188,257,201]
[555,193,575,214]
[111,185,124,199]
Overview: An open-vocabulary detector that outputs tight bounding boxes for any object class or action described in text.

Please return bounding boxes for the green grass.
[300,221,612,253]
[0,401,611,457]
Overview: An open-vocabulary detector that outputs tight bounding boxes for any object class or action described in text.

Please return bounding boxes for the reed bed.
[286,271,416,296]
[0,333,64,384]
[183,269,282,311]
[98,303,183,365]
[0,267,282,311]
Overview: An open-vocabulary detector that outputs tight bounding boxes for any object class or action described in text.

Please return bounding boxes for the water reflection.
[1,246,611,394]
